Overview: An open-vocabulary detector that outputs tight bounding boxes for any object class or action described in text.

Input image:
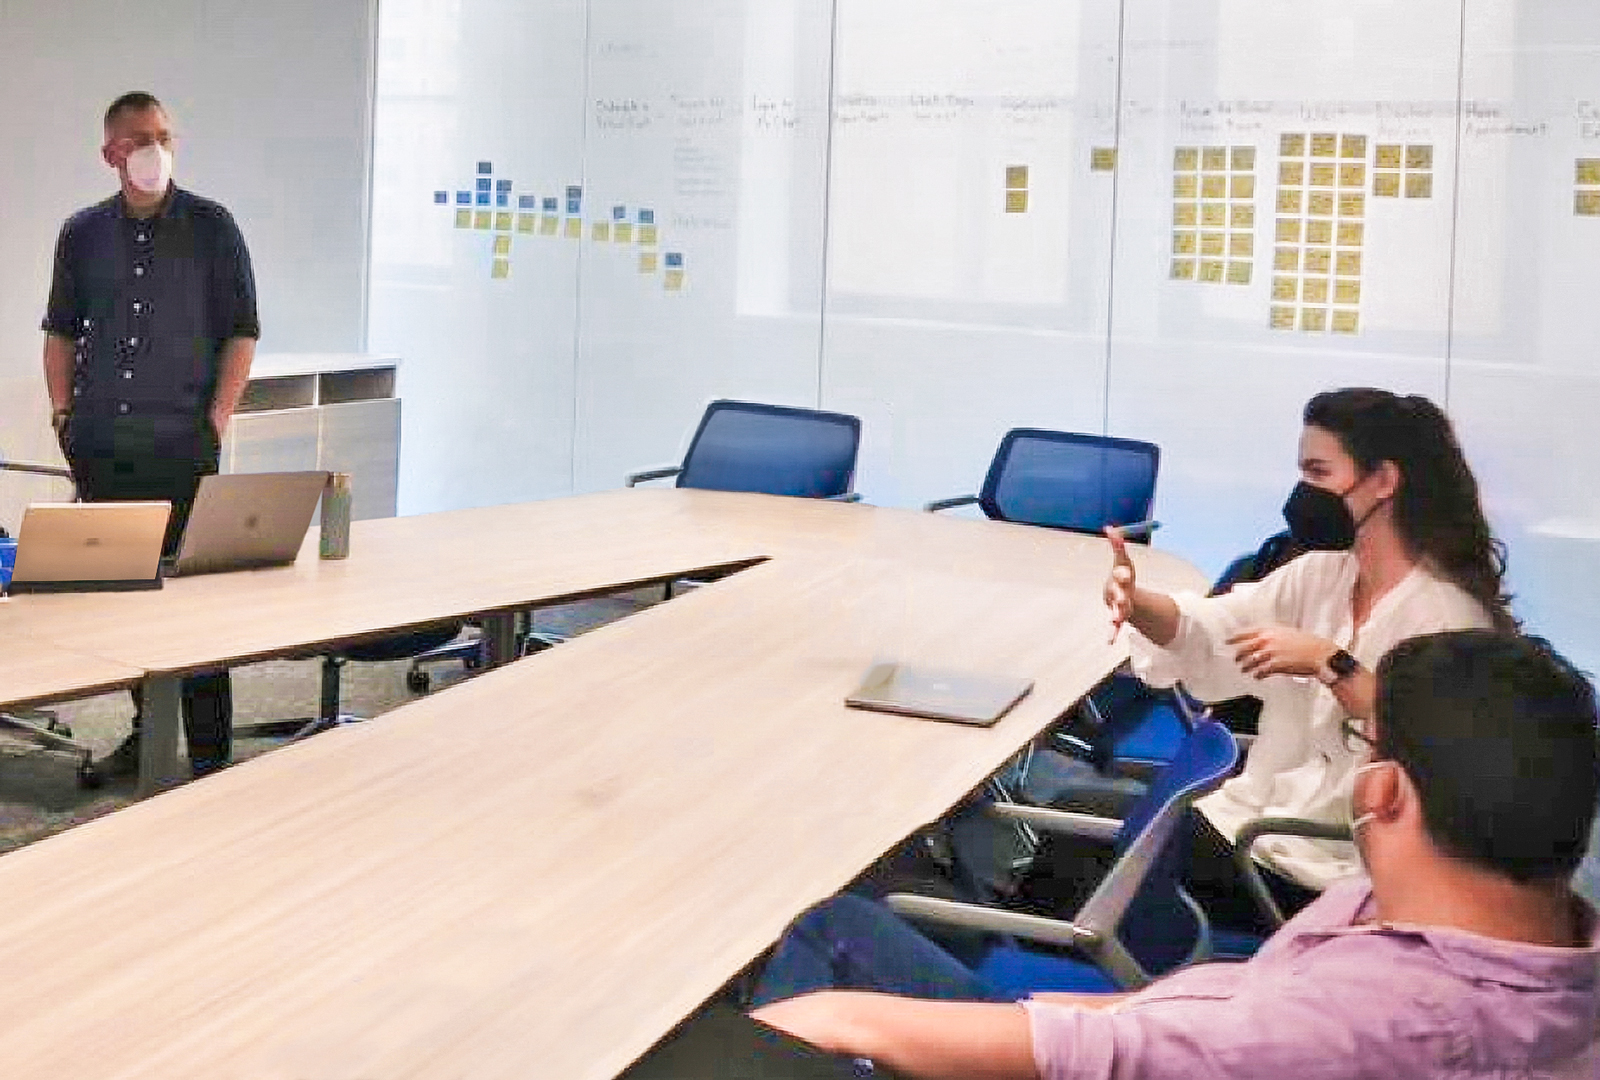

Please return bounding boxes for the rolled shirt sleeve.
[42,220,81,338]
[211,207,260,340]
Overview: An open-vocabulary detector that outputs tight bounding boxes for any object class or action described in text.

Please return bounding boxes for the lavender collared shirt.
[1025,877,1599,1079]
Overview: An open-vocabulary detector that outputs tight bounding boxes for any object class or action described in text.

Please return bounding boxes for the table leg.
[136,674,186,799]
[481,612,519,667]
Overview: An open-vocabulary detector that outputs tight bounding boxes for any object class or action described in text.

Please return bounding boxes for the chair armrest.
[1114,518,1161,539]
[986,803,1121,844]
[1,461,72,480]
[625,466,682,488]
[1233,732,1257,753]
[826,492,863,503]
[885,893,1098,950]
[1233,817,1353,929]
[924,495,979,513]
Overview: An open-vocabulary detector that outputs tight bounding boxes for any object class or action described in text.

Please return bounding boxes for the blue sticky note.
[665,252,683,268]
[433,191,448,204]
[496,194,509,207]
[478,162,493,175]
[476,192,491,206]
[612,205,627,221]
[456,191,472,205]
[567,198,582,215]
[639,209,655,225]
[496,179,513,192]
[543,197,559,212]
[476,178,492,192]
[518,195,537,209]
[567,186,582,199]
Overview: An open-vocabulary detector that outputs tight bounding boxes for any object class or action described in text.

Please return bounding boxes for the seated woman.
[1103,387,1512,924]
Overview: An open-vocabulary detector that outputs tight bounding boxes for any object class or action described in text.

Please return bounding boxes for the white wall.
[0,0,376,524]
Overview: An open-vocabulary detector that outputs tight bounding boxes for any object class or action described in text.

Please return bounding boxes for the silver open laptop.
[845,662,1034,727]
[8,502,170,593]
[168,471,329,577]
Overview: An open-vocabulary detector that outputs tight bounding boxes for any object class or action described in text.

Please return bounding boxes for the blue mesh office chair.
[885,717,1257,994]
[627,399,863,500]
[926,428,1160,540]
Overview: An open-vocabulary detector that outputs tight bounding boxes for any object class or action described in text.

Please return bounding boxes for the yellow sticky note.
[1090,147,1118,172]
[1405,144,1433,170]
[1335,279,1361,305]
[614,222,633,243]
[1198,259,1225,283]
[1340,164,1366,188]
[455,209,472,229]
[592,222,610,242]
[541,215,559,235]
[1337,221,1364,246]
[1307,191,1335,217]
[1200,232,1225,256]
[1404,173,1432,199]
[1201,203,1226,227]
[473,211,492,230]
[491,258,510,279]
[565,217,582,239]
[1277,188,1303,214]
[1230,175,1255,199]
[639,224,659,246]
[1310,133,1338,157]
[1375,144,1403,169]
[1170,259,1196,280]
[1173,231,1198,254]
[1280,133,1306,158]
[1373,172,1401,197]
[1331,309,1360,334]
[1006,165,1029,188]
[1006,190,1029,213]
[1305,219,1333,245]
[1229,233,1253,257]
[1230,146,1256,171]
[1231,204,1255,228]
[1173,147,1199,171]
[639,252,659,274]
[664,268,685,291]
[1274,247,1299,272]
[1576,159,1600,186]
[1340,135,1367,160]
[1302,277,1329,304]
[1226,260,1252,285]
[1338,192,1366,217]
[1202,147,1227,171]
[1275,219,1301,243]
[1310,163,1336,187]
[517,213,536,233]
[1280,162,1305,186]
[1304,248,1332,274]
[1576,190,1600,216]
[1301,307,1328,332]
[1201,175,1227,199]
[1270,305,1297,330]
[1173,203,1198,227]
[493,235,511,256]
[1336,251,1363,276]
[1173,174,1198,198]
[495,212,513,231]
[1272,276,1297,301]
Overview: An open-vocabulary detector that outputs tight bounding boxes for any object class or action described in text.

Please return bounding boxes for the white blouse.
[1129,551,1491,889]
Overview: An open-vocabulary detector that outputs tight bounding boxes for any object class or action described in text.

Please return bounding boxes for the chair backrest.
[676,400,861,499]
[977,428,1159,536]
[1077,718,1240,980]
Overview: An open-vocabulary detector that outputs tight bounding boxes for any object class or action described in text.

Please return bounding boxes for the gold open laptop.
[7,502,170,594]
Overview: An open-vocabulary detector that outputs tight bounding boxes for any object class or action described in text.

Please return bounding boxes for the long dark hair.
[1304,388,1515,631]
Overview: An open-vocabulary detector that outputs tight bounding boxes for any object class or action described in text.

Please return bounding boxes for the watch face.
[1329,649,1360,677]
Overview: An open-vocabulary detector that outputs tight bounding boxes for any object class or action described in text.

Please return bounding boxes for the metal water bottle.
[320,472,352,559]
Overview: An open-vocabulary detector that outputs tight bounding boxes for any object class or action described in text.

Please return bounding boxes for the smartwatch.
[1323,648,1360,686]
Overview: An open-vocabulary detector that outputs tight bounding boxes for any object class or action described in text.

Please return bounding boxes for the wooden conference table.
[0,489,1203,1080]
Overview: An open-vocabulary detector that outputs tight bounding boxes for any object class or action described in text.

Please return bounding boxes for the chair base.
[1,710,101,789]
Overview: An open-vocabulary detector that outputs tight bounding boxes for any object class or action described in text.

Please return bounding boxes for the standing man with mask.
[42,91,259,779]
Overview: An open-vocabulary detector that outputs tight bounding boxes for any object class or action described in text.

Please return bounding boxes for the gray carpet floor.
[0,592,654,855]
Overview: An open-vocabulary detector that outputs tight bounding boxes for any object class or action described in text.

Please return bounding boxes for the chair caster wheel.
[406,669,431,694]
[77,762,102,790]
[49,720,74,739]
[463,650,484,672]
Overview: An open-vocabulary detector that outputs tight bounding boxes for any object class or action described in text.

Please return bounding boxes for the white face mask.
[125,143,173,195]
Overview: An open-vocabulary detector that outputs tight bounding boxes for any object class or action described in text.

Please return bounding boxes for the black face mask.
[1282,481,1358,551]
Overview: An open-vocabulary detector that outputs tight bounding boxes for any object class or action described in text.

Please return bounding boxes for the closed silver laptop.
[168,471,328,577]
[845,662,1033,726]
[8,502,170,593]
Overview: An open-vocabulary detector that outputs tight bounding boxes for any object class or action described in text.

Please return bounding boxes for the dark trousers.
[65,412,232,772]
[1184,815,1320,934]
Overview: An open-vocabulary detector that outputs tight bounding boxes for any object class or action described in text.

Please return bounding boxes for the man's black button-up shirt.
[42,187,260,422]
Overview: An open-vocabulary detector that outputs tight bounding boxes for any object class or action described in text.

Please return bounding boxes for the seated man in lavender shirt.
[750,630,1600,1079]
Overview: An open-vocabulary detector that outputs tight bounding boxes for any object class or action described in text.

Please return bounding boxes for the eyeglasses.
[1339,716,1376,754]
